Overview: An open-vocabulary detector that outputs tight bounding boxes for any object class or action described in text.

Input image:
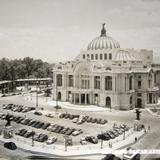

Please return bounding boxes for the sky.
[0,0,160,63]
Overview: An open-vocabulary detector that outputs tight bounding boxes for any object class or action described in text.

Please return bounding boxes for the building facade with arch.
[52,24,160,110]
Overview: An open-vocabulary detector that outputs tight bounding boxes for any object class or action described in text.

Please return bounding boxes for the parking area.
[0,101,133,147]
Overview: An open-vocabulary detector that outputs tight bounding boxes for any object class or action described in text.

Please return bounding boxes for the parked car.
[38,134,48,142]
[34,111,42,116]
[85,136,98,144]
[46,136,57,145]
[97,133,110,141]
[28,120,36,126]
[2,104,7,109]
[17,117,24,123]
[59,113,65,118]
[42,123,50,130]
[19,129,27,136]
[80,137,87,145]
[33,133,41,141]
[24,130,35,138]
[4,142,17,150]
[47,125,53,131]
[72,129,82,136]
[45,113,54,118]
[72,117,78,123]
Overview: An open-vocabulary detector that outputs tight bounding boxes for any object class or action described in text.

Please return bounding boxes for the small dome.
[87,23,120,50]
[114,50,137,61]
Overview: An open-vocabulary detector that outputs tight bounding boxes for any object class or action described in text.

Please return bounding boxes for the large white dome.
[87,24,120,50]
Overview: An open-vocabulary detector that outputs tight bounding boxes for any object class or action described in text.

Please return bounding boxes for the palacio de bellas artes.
[52,23,160,110]
[1,1,160,160]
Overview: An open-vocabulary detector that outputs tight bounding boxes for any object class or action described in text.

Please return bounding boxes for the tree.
[23,57,34,77]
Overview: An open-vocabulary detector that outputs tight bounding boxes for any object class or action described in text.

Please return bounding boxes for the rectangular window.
[138,80,141,89]
[109,53,112,60]
[105,76,112,90]
[104,53,107,60]
[81,75,90,89]
[100,54,103,60]
[68,75,73,87]
[94,76,100,89]
[95,54,98,60]
[148,80,151,88]
[91,54,94,60]
[83,54,85,59]
[87,54,89,58]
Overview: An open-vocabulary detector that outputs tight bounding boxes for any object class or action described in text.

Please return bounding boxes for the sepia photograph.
[0,0,160,159]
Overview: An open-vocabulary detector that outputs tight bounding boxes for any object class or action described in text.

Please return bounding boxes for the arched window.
[106,97,111,108]
[130,96,132,104]
[57,74,62,86]
[100,54,103,60]
[129,76,132,90]
[57,92,61,100]
[105,76,112,90]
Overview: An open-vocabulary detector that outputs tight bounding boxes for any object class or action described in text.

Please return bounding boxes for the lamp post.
[36,80,39,111]
[100,130,103,149]
[101,138,103,149]
[64,134,68,151]
[123,125,126,140]
[56,80,58,107]
[32,130,34,147]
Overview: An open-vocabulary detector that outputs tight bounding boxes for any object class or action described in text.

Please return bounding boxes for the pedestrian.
[135,137,137,143]
[109,141,111,148]
[110,142,112,148]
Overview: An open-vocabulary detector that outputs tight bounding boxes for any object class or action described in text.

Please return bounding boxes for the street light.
[64,134,68,151]
[123,125,126,140]
[32,130,34,147]
[101,138,103,149]
[36,80,39,110]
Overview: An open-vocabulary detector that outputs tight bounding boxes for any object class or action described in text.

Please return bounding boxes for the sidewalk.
[25,94,124,112]
[0,129,145,157]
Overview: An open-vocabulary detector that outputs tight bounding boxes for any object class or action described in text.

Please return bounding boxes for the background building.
[53,24,160,110]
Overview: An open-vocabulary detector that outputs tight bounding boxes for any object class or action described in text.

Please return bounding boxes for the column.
[74,93,76,104]
[90,94,92,105]
[85,94,87,105]
[101,76,105,91]
[79,94,81,104]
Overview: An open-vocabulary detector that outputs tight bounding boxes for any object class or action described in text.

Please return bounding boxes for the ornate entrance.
[106,97,111,108]
[57,92,61,101]
[137,98,142,108]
